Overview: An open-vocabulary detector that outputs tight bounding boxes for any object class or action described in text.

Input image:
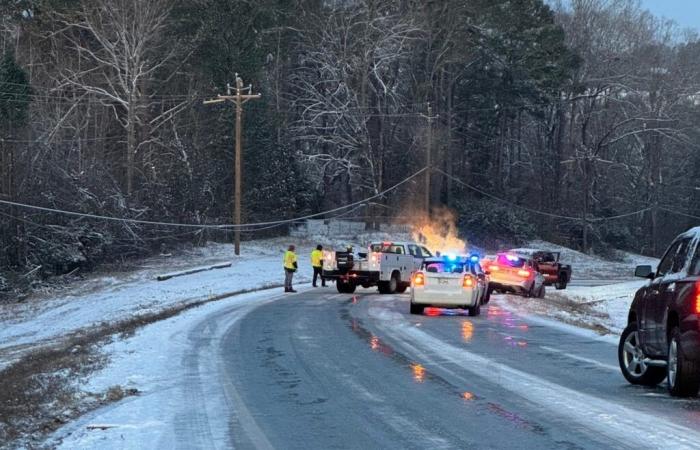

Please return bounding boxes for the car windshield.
[534,252,556,263]
[496,254,526,268]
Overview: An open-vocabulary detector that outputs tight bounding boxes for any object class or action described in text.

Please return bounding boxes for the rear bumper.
[489,281,530,294]
[324,271,381,284]
[411,288,477,307]
[322,269,347,278]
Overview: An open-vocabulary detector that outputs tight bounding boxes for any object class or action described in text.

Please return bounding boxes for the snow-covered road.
[47,286,700,449]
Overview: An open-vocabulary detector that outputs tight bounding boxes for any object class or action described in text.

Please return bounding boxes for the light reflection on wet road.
[218,288,700,449]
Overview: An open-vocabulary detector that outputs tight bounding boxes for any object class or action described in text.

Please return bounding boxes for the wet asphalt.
[218,288,700,450]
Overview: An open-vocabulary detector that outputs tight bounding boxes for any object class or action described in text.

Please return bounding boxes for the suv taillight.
[414,272,425,287]
[695,281,700,314]
[463,274,475,288]
[517,269,531,278]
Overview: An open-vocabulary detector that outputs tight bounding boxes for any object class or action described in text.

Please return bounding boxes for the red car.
[483,252,546,298]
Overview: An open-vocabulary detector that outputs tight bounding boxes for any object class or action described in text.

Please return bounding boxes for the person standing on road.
[284,245,298,293]
[311,245,326,287]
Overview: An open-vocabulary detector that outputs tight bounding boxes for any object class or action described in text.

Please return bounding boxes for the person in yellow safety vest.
[283,244,298,293]
[311,245,326,288]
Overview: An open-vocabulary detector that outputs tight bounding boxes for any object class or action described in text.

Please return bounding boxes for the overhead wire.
[0,168,426,229]
[434,168,652,222]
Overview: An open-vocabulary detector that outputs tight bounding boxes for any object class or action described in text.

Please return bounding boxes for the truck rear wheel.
[555,274,568,290]
[396,282,409,294]
[378,273,399,294]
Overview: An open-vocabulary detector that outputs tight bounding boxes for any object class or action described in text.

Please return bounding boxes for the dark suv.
[619,228,700,397]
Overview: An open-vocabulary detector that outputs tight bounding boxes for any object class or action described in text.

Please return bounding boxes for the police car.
[409,255,489,316]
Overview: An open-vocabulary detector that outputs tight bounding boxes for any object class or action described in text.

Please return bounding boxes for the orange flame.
[412,207,467,255]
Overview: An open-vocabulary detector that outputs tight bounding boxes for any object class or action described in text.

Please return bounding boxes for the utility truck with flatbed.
[322,241,433,294]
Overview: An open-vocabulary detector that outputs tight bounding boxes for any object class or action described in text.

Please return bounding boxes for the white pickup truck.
[322,241,433,294]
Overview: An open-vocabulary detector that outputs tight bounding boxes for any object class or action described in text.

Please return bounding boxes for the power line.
[434,168,651,222]
[659,207,700,221]
[0,168,426,229]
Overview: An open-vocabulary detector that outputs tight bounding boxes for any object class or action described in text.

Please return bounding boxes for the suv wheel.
[668,327,700,397]
[618,322,666,386]
[468,300,481,317]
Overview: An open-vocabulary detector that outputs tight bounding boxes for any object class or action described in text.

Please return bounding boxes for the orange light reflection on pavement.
[462,392,475,401]
[370,336,379,351]
[411,363,426,383]
[461,321,474,342]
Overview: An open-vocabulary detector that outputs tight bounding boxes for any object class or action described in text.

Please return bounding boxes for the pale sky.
[639,0,700,31]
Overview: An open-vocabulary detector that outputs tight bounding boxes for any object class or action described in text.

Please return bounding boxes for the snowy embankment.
[0,238,314,370]
[499,241,658,335]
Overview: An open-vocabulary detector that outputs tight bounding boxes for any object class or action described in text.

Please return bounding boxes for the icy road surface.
[53,287,700,449]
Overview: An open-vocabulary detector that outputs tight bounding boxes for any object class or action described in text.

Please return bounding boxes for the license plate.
[438,279,449,285]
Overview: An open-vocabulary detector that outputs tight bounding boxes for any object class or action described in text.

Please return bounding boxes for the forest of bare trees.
[1,0,699,292]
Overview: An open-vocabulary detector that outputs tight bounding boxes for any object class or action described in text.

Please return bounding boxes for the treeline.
[0,0,699,289]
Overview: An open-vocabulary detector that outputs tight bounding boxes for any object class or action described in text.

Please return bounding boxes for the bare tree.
[289,1,419,206]
[54,0,186,196]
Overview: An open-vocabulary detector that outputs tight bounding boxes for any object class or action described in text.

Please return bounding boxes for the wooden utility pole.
[423,102,437,218]
[204,74,261,255]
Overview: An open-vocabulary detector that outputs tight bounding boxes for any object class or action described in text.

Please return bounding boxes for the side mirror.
[634,265,654,279]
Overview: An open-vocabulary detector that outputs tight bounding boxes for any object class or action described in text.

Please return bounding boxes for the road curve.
[213,288,700,450]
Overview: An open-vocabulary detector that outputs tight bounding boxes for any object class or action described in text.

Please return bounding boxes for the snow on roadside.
[0,238,315,369]
[552,281,648,334]
[498,243,658,336]
[522,240,658,280]
[45,287,302,449]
